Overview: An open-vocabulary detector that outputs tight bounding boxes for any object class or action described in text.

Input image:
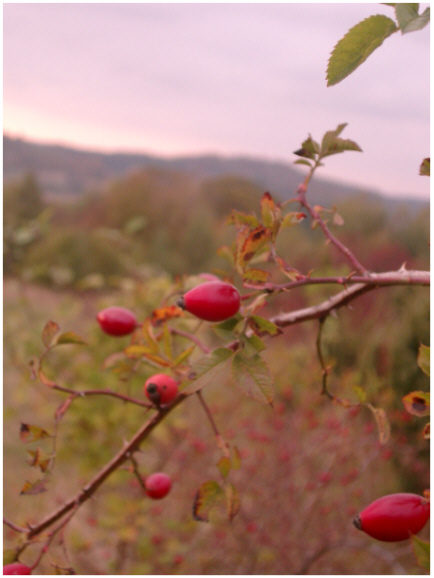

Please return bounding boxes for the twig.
[3,518,27,533]
[196,391,220,437]
[170,328,211,354]
[316,317,334,400]
[25,392,188,539]
[296,184,369,274]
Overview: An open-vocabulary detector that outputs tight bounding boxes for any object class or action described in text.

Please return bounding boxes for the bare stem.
[170,328,211,353]
[3,518,27,533]
[196,391,220,437]
[315,317,334,400]
[25,393,187,539]
[296,184,368,274]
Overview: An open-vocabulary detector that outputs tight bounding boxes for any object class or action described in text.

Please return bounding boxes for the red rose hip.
[97,306,137,337]
[144,374,178,406]
[177,281,240,322]
[353,493,430,542]
[3,563,32,575]
[145,472,172,499]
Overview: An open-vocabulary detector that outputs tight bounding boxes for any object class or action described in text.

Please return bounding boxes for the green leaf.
[402,391,430,417]
[419,157,430,176]
[231,353,274,405]
[212,316,242,341]
[55,331,87,346]
[396,4,430,34]
[327,15,398,86]
[320,124,362,157]
[294,159,313,167]
[173,345,196,367]
[294,135,320,159]
[248,315,283,338]
[3,550,18,565]
[242,334,267,356]
[42,320,60,348]
[20,423,51,444]
[411,534,430,571]
[184,348,234,394]
[418,344,430,376]
[217,456,232,479]
[192,480,224,522]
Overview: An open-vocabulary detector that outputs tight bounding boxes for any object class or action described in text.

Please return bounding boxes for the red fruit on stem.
[97,306,137,337]
[353,493,430,542]
[145,472,172,499]
[3,563,32,575]
[144,374,178,406]
[177,281,240,322]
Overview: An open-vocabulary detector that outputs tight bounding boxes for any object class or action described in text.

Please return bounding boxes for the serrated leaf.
[225,483,240,522]
[418,344,430,376]
[366,404,390,444]
[242,268,271,285]
[42,320,60,348]
[411,534,430,571]
[212,317,241,341]
[20,423,51,444]
[419,157,430,176]
[242,334,267,356]
[184,348,234,394]
[232,353,274,405]
[55,331,87,346]
[217,456,232,479]
[248,315,283,338]
[20,479,48,495]
[327,15,398,86]
[260,192,282,237]
[193,481,224,522]
[402,391,430,417]
[237,226,272,270]
[396,4,430,34]
[320,124,362,157]
[294,135,320,159]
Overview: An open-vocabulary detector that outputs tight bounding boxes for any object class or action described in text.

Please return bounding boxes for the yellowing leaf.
[237,226,272,270]
[20,479,48,495]
[151,305,183,327]
[242,268,271,285]
[366,404,390,444]
[193,481,224,522]
[55,331,87,346]
[217,456,232,479]
[411,535,430,571]
[20,423,51,444]
[402,391,430,417]
[42,320,60,348]
[225,483,240,522]
[248,315,283,338]
[418,344,430,377]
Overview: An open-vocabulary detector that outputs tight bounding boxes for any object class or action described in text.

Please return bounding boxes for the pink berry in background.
[177,281,240,322]
[96,306,137,337]
[145,472,172,499]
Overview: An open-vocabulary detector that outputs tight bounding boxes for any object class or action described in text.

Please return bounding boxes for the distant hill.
[3,134,427,211]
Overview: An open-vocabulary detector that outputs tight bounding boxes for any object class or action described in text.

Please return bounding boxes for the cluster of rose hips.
[95,279,431,543]
[95,280,241,505]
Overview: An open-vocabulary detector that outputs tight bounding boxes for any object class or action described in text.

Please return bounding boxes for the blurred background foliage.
[3,169,430,574]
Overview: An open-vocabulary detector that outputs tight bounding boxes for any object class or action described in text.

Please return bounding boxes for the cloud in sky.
[3,3,430,199]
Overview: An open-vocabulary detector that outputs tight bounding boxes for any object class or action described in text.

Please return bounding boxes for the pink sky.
[3,3,430,199]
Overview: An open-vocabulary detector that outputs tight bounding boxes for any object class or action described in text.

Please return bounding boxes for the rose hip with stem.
[353,493,430,542]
